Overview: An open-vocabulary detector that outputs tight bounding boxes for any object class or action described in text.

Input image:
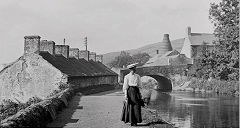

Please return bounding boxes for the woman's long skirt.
[121,86,142,124]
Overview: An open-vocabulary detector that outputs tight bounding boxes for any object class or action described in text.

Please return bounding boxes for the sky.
[0,0,220,64]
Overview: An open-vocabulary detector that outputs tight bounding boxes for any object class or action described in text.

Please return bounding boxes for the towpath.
[47,89,173,128]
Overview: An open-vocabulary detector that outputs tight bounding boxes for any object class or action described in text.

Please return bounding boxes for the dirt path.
[47,89,173,128]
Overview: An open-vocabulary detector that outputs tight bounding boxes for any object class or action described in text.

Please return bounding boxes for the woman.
[121,63,143,126]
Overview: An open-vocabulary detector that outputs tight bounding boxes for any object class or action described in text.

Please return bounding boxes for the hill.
[102,38,185,65]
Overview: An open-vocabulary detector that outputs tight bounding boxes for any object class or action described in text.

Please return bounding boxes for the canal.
[148,90,239,128]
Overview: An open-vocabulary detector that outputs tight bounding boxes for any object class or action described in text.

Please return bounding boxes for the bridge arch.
[120,65,188,91]
[143,75,172,91]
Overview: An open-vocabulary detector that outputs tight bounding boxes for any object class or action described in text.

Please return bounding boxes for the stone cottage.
[180,27,216,58]
[0,35,118,103]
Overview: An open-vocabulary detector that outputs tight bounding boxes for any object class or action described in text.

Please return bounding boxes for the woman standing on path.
[121,63,143,126]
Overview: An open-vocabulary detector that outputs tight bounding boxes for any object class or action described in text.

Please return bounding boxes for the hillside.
[102,38,185,65]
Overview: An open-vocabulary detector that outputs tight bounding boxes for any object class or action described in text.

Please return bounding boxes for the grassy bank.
[188,77,239,96]
[0,83,69,122]
[142,108,174,128]
[0,97,42,121]
[0,88,75,127]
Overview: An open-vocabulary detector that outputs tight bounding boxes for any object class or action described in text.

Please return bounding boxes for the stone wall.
[191,45,215,58]
[68,75,118,89]
[0,88,75,128]
[0,53,67,103]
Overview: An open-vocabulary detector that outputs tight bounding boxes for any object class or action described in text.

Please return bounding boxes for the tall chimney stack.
[89,52,96,61]
[96,55,103,63]
[186,26,191,37]
[69,48,79,59]
[40,40,55,55]
[157,34,173,55]
[79,50,89,61]
[24,35,41,54]
[55,45,69,58]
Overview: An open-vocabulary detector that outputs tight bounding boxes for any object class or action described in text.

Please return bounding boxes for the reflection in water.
[148,90,239,128]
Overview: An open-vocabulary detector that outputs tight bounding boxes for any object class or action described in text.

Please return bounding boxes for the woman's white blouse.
[123,73,142,96]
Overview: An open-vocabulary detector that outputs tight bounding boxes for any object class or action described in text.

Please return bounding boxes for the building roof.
[161,50,180,57]
[145,50,180,66]
[189,33,216,45]
[144,57,169,67]
[143,52,193,67]
[39,52,117,77]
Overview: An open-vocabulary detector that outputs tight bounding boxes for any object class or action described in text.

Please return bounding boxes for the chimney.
[69,48,79,59]
[55,45,69,58]
[89,52,96,61]
[157,34,173,56]
[186,26,191,37]
[156,50,159,54]
[24,35,41,54]
[96,55,103,63]
[40,40,55,55]
[79,50,89,61]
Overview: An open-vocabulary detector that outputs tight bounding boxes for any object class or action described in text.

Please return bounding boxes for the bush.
[171,75,188,87]
[48,83,70,98]
[188,77,239,96]
[58,83,69,90]
[0,97,42,121]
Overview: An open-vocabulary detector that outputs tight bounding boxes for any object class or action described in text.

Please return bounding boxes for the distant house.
[180,27,216,58]
[143,27,216,66]
[144,50,193,67]
[0,35,118,103]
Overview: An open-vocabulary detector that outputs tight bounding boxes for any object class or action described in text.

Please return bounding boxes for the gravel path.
[47,89,173,128]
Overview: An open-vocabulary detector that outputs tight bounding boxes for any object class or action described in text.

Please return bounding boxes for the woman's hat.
[127,63,138,69]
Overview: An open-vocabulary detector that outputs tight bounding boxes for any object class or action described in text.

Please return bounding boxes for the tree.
[109,51,132,68]
[131,53,150,66]
[208,0,239,80]
[109,51,150,68]
[190,0,239,81]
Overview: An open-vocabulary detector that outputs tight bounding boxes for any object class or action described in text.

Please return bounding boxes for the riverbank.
[172,76,239,97]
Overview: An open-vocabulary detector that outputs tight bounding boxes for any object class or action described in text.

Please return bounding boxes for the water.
[148,90,239,128]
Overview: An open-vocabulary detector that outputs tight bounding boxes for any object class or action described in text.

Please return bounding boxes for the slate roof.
[39,52,117,77]
[189,33,216,45]
[143,51,193,67]
[145,50,180,66]
[161,50,180,57]
[144,57,169,67]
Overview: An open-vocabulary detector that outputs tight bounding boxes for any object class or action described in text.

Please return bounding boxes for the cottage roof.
[143,53,192,67]
[39,52,117,77]
[161,50,180,57]
[144,57,169,67]
[189,33,216,45]
[145,50,179,66]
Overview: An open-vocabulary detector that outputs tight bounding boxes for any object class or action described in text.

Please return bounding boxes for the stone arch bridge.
[120,65,189,91]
